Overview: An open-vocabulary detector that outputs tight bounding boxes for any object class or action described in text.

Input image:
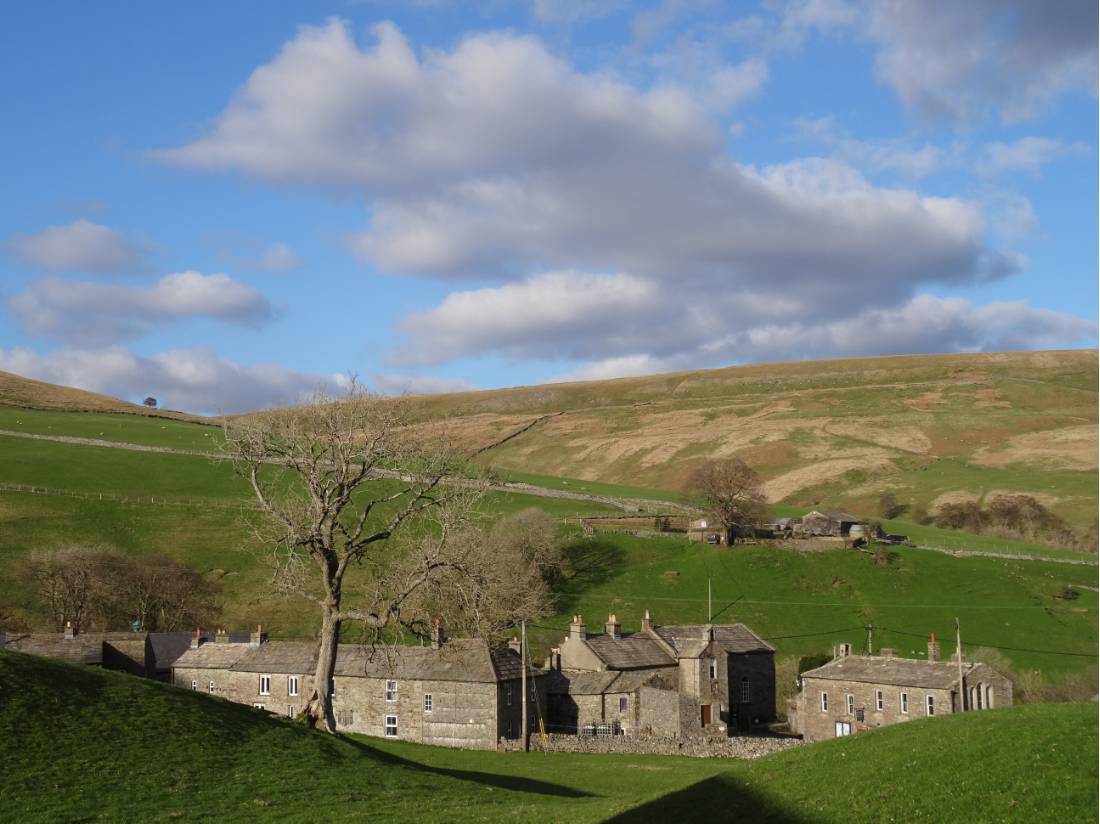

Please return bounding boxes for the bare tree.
[223,387,487,733]
[24,547,97,631]
[684,458,766,545]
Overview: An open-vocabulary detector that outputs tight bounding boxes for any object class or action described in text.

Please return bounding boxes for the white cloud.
[241,242,302,272]
[977,137,1090,176]
[8,272,271,346]
[861,0,1097,123]
[10,220,151,275]
[793,115,946,179]
[367,373,478,395]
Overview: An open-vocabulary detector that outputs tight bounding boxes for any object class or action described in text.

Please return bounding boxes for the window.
[190,679,197,691]
[619,696,629,713]
[336,709,354,727]
[846,694,854,715]
[208,680,215,694]
[505,685,514,707]
[834,721,852,737]
[259,674,271,696]
[741,676,751,704]
[384,715,398,738]
[288,676,299,697]
[252,703,265,710]
[985,685,993,709]
[820,692,828,712]
[900,692,908,714]
[875,690,883,712]
[975,684,983,709]
[287,705,296,718]
[708,658,718,679]
[385,679,398,702]
[330,679,336,699]
[424,694,433,713]
[926,695,935,716]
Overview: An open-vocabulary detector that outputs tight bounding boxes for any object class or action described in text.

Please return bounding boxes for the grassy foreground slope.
[400,350,1098,528]
[0,651,1095,823]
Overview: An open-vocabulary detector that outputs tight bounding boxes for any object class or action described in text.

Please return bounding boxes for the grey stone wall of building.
[504,732,802,759]
[636,685,700,738]
[727,651,777,730]
[797,677,956,742]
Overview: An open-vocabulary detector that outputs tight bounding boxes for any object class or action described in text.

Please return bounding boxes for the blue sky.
[0,0,1095,414]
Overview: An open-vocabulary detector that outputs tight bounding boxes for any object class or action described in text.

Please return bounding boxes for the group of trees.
[23,547,218,633]
[931,495,1097,552]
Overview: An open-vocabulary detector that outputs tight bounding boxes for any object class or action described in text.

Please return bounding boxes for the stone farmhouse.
[171,624,544,750]
[545,611,776,739]
[791,637,1013,742]
[0,623,251,681]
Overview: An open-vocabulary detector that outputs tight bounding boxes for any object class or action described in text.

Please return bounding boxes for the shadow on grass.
[342,736,594,798]
[605,773,813,824]
[554,539,627,616]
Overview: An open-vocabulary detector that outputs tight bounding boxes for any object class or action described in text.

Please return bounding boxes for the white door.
[835,721,852,737]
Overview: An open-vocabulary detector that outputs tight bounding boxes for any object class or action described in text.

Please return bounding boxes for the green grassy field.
[0,651,1094,823]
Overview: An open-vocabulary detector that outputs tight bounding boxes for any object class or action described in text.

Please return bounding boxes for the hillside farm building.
[546,611,776,738]
[801,511,865,537]
[171,624,544,750]
[791,637,1013,742]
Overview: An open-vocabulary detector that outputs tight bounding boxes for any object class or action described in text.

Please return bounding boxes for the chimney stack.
[569,615,586,641]
[879,647,896,658]
[64,621,75,640]
[927,633,940,662]
[249,624,265,648]
[190,627,203,650]
[605,613,621,639]
[548,647,561,671]
[431,617,445,650]
[215,628,229,644]
[834,642,852,658]
[640,609,653,634]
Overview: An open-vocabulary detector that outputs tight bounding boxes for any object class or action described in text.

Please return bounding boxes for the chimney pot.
[640,609,653,634]
[569,615,586,641]
[190,626,203,649]
[927,634,941,663]
[605,613,621,639]
[64,621,75,640]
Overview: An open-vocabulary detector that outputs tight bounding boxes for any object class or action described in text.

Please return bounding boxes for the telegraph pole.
[521,620,529,751]
[708,578,712,622]
[955,617,966,712]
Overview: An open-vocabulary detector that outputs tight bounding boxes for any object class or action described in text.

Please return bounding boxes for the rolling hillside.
[397,350,1098,528]
[0,369,201,422]
[0,650,1095,823]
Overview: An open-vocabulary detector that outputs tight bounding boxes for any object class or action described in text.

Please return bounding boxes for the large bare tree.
[684,458,766,545]
[223,388,488,733]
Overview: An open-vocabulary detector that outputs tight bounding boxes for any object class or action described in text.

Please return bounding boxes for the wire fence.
[0,482,260,512]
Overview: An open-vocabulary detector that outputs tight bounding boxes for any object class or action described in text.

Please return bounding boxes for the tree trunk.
[307,603,341,733]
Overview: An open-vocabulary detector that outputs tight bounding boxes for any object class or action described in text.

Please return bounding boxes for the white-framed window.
[975,684,983,709]
[287,705,296,718]
[505,685,514,707]
[288,676,299,697]
[190,679,197,691]
[900,692,908,714]
[619,696,629,713]
[926,695,935,716]
[384,715,398,737]
[330,679,337,699]
[708,658,718,679]
[846,694,854,715]
[834,721,852,737]
[985,685,993,709]
[820,692,828,712]
[259,674,271,696]
[875,690,883,711]
[252,703,265,710]
[385,679,398,702]
[208,680,216,694]
[424,694,433,713]
[741,676,751,704]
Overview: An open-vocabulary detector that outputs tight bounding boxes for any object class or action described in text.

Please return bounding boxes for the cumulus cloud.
[977,137,1090,176]
[861,0,1097,122]
[549,295,1097,382]
[10,219,151,275]
[241,242,302,272]
[8,272,271,346]
[793,115,946,179]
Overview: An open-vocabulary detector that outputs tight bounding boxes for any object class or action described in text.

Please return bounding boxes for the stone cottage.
[171,624,545,750]
[792,637,1013,742]
[546,611,776,738]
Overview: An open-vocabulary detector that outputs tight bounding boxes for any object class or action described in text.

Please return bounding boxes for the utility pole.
[708,578,712,622]
[521,620,529,751]
[955,617,966,712]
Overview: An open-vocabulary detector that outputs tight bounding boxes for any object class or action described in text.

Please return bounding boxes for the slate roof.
[545,669,668,695]
[821,511,862,522]
[654,624,775,655]
[173,642,252,670]
[801,656,976,689]
[1,632,141,665]
[582,634,677,669]
[147,631,251,672]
